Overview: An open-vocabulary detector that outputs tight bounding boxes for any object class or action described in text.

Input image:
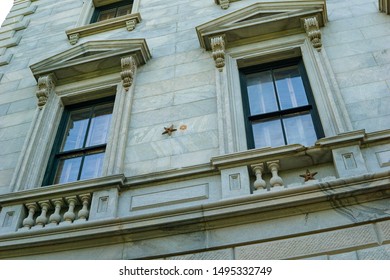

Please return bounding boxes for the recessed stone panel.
[130,183,209,211]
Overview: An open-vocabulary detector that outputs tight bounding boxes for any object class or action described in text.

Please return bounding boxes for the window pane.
[252,119,285,148]
[85,104,113,147]
[97,8,117,22]
[116,4,133,17]
[246,71,278,115]
[62,108,91,151]
[79,152,105,180]
[274,65,308,110]
[54,156,82,184]
[283,113,317,147]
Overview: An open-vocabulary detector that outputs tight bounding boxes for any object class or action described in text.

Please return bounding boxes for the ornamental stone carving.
[69,33,80,45]
[210,35,226,72]
[304,17,322,51]
[121,56,137,91]
[126,19,137,31]
[36,74,55,109]
[215,0,230,9]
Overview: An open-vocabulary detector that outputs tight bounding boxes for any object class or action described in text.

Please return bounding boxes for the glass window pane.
[85,103,113,147]
[274,65,308,110]
[246,71,278,115]
[283,113,317,147]
[54,156,82,184]
[252,119,285,148]
[97,8,117,22]
[62,108,91,151]
[79,152,105,180]
[116,5,133,17]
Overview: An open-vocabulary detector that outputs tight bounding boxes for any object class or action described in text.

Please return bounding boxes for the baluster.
[35,200,50,228]
[267,161,283,188]
[63,196,78,224]
[22,202,38,230]
[251,163,266,190]
[49,198,63,225]
[77,193,91,222]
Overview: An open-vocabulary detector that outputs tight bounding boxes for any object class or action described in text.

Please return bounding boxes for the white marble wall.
[324,0,390,132]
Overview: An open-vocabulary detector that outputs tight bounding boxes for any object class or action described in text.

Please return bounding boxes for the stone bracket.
[36,74,56,109]
[121,56,137,91]
[303,17,322,52]
[210,35,226,72]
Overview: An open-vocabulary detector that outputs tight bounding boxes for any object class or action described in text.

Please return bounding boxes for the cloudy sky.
[0,0,13,26]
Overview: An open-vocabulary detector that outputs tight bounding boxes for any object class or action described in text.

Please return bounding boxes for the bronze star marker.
[162,125,177,136]
[299,169,318,182]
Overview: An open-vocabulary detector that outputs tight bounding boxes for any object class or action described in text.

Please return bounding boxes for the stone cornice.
[65,13,141,45]
[0,169,389,258]
[30,39,151,85]
[211,129,390,171]
[196,1,327,51]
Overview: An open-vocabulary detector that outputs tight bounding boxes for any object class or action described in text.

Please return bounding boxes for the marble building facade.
[0,0,389,259]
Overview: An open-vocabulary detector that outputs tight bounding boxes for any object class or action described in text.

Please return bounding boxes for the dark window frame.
[90,1,134,23]
[239,57,324,149]
[42,96,115,186]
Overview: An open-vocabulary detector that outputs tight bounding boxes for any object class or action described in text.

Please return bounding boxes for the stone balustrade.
[251,160,285,191]
[19,193,91,231]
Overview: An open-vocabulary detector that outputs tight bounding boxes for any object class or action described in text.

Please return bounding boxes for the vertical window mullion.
[271,69,288,145]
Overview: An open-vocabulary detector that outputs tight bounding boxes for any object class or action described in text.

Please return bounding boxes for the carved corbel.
[215,0,230,9]
[36,74,55,109]
[126,19,137,31]
[210,35,226,72]
[68,33,80,45]
[304,17,322,52]
[121,56,137,91]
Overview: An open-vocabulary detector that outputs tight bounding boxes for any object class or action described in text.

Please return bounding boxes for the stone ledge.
[65,13,142,45]
[0,169,389,258]
[0,174,125,206]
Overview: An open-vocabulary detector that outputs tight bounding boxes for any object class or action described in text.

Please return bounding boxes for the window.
[239,58,324,149]
[90,0,133,23]
[43,98,114,185]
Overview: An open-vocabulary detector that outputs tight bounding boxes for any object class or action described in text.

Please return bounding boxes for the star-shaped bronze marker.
[162,125,177,136]
[299,169,318,182]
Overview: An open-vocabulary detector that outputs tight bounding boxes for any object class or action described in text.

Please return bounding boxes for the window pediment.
[30,39,151,85]
[196,1,327,50]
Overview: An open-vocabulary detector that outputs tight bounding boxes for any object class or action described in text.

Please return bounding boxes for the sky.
[0,0,14,26]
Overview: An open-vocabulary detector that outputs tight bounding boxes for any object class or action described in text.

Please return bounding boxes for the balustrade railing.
[19,193,91,231]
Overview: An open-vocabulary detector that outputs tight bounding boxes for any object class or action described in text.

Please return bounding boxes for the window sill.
[65,12,141,45]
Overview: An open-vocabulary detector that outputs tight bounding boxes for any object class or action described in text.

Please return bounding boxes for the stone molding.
[0,168,389,258]
[11,39,151,192]
[379,0,390,14]
[65,13,142,45]
[211,129,390,171]
[30,39,151,86]
[67,0,142,45]
[196,1,327,51]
